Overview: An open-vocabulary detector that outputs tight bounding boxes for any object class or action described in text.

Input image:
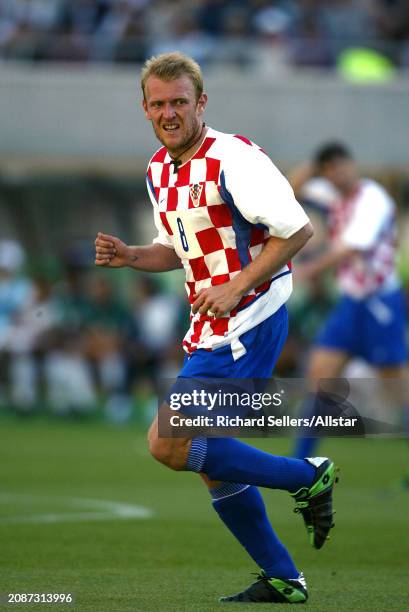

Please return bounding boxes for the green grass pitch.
[1,416,409,611]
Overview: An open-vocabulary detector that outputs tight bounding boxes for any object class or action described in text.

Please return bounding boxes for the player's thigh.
[307,348,350,381]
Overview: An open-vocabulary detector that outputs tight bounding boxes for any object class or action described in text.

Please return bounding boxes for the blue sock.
[210,483,298,579]
[187,437,315,492]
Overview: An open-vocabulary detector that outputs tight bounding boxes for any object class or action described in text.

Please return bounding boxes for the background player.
[95,52,337,604]
[289,142,408,460]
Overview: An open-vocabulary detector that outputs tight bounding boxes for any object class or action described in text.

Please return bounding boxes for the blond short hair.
[141,52,203,101]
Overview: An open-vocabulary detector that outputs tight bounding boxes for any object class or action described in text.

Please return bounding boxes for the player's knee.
[148,436,186,471]
[308,362,327,382]
[148,436,171,466]
[147,428,166,464]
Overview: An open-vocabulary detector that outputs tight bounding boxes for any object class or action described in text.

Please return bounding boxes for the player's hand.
[94,232,130,268]
[192,283,243,318]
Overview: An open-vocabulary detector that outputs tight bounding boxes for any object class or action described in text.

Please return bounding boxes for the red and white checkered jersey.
[146,127,309,356]
[329,179,399,299]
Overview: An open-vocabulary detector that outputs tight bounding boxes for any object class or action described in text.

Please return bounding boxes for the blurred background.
[0,0,408,425]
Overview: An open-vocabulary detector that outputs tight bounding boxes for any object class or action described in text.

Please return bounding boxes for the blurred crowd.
[1,0,409,70]
[0,239,188,423]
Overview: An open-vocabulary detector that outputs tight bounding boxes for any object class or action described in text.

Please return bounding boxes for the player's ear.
[142,98,149,119]
[197,93,208,115]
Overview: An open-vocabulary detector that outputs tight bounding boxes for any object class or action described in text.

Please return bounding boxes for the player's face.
[320,158,357,193]
[143,75,207,156]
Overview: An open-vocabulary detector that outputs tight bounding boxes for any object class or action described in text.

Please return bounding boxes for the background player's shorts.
[179,304,288,379]
[315,288,407,366]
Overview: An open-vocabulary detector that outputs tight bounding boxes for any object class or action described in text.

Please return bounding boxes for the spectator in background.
[196,0,233,38]
[51,272,134,421]
[288,0,335,67]
[89,0,131,61]
[371,0,409,65]
[148,5,214,65]
[112,3,147,63]
[0,2,17,54]
[0,0,63,60]
[251,0,293,74]
[38,0,106,61]
[53,260,90,336]
[0,0,408,70]
[56,0,109,37]
[126,275,185,385]
[320,0,376,54]
[1,275,58,410]
[144,0,189,48]
[0,240,34,404]
[0,240,33,347]
[92,0,147,63]
[82,274,132,399]
[215,5,254,68]
[42,259,95,415]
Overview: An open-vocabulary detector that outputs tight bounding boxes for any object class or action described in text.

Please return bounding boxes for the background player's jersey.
[146,127,309,357]
[329,179,399,299]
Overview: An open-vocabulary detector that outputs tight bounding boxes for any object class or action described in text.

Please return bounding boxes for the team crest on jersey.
[190,183,203,207]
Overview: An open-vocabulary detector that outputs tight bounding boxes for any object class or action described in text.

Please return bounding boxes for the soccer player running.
[95,52,337,604]
[289,143,408,461]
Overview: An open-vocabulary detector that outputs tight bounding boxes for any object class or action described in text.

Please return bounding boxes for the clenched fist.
[94,232,131,268]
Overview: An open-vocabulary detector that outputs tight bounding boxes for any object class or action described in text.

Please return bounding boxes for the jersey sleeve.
[221,144,310,239]
[301,177,339,210]
[146,175,174,249]
[341,184,393,250]
[152,208,174,249]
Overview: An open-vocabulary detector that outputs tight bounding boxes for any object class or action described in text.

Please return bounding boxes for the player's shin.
[210,483,299,579]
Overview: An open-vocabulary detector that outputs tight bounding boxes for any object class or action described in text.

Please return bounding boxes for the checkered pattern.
[146,128,293,354]
[329,181,398,299]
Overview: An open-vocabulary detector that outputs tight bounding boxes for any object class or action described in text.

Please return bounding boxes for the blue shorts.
[315,288,407,367]
[164,305,288,419]
[179,304,289,379]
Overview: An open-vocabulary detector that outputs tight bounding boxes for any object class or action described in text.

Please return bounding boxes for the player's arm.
[95,232,182,272]
[230,222,313,294]
[297,243,358,281]
[192,223,312,317]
